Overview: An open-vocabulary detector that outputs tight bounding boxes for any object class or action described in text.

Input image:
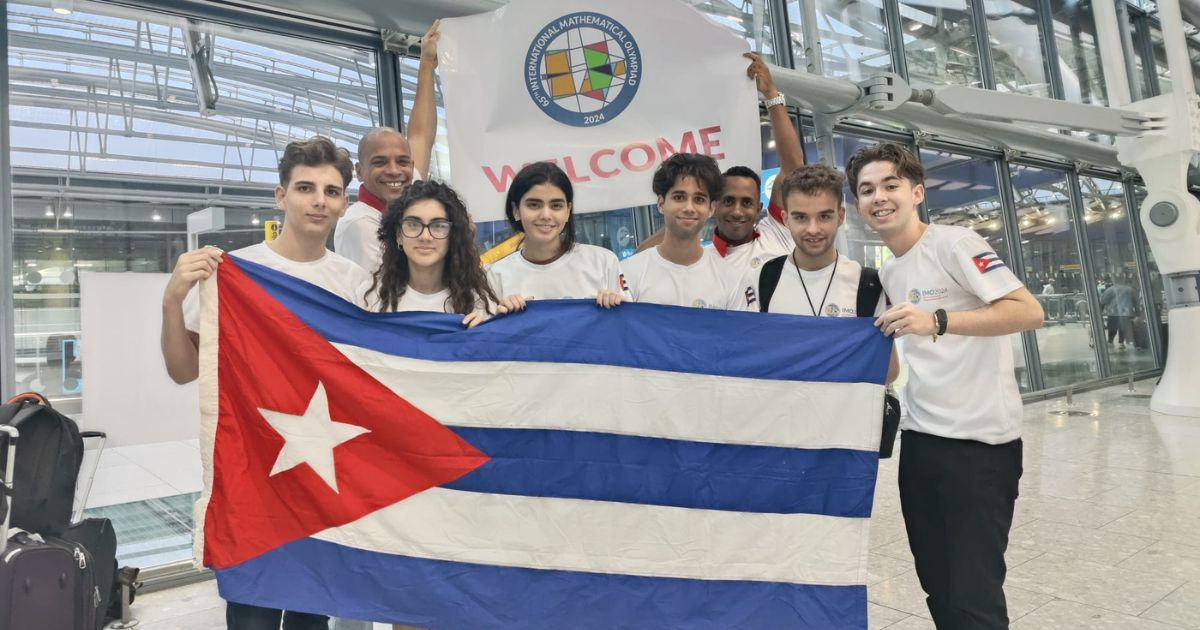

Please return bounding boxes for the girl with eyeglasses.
[366,180,499,327]
[486,162,626,311]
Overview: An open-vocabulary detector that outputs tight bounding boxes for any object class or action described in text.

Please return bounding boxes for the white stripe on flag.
[334,344,884,451]
[313,487,869,586]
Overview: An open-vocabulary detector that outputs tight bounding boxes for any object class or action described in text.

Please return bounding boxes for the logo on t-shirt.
[618,273,629,292]
[744,287,757,307]
[750,256,767,269]
[909,287,949,303]
[971,251,1006,274]
[692,299,709,308]
[824,304,841,317]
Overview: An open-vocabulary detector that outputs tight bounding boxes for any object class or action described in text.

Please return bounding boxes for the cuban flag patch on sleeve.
[971,251,1006,274]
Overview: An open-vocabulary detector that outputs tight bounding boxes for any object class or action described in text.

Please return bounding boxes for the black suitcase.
[59,518,118,630]
[0,424,100,630]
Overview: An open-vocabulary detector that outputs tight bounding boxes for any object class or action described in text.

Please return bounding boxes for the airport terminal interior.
[1,0,1199,627]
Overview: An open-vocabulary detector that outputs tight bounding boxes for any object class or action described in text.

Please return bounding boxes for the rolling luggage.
[0,424,101,630]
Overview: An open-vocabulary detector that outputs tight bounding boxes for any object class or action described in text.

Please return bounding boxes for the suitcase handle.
[0,424,19,552]
[5,392,50,407]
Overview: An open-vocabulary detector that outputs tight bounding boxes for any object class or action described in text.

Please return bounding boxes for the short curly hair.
[777,164,845,209]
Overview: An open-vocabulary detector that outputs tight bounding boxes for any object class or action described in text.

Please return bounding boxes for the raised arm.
[407,20,440,178]
[745,53,805,211]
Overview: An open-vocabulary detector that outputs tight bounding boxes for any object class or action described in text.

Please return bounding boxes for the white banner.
[439,0,761,221]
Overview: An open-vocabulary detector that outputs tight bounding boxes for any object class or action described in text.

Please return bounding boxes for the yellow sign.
[264,220,281,241]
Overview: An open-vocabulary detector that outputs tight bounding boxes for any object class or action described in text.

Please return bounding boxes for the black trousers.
[226,602,329,630]
[898,430,1023,630]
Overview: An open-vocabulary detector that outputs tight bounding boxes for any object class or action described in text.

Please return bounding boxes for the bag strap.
[6,392,50,407]
[856,267,885,318]
[758,256,788,313]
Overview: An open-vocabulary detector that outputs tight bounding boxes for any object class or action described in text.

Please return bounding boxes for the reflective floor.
[126,379,1200,629]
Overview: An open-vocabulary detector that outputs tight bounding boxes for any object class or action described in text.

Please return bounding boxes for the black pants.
[226,602,329,630]
[898,430,1023,630]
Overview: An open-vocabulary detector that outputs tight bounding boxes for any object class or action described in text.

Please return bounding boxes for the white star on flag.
[258,382,370,493]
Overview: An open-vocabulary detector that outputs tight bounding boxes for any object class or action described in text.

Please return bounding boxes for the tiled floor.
[127,379,1200,629]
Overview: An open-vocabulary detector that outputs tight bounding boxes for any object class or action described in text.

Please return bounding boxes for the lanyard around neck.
[793,253,838,317]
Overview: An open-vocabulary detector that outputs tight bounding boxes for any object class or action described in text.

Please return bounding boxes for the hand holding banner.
[438,0,761,220]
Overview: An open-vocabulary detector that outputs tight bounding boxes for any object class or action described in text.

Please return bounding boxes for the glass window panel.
[1079,176,1155,373]
[788,0,893,81]
[1049,0,1108,105]
[7,0,379,568]
[899,0,983,88]
[986,0,1053,98]
[1131,185,1166,367]
[919,148,1030,392]
[689,0,780,63]
[1010,163,1100,388]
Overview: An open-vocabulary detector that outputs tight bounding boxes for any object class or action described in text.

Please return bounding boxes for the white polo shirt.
[880,224,1025,445]
[731,253,887,317]
[707,203,793,273]
[333,200,384,275]
[183,242,370,332]
[486,244,626,300]
[621,246,741,309]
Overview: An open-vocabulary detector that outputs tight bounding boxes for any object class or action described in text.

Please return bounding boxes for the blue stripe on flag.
[445,427,878,517]
[230,255,892,384]
[215,537,869,630]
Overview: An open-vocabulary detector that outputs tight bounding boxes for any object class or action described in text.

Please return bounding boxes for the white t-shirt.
[486,244,626,300]
[393,288,453,313]
[333,200,384,275]
[731,253,887,317]
[621,246,741,309]
[708,206,793,273]
[880,224,1025,445]
[183,242,371,332]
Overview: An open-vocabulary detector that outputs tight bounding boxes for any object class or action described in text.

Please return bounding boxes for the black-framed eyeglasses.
[400,218,452,239]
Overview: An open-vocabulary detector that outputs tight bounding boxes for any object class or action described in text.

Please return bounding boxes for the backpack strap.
[856,267,885,318]
[758,256,788,313]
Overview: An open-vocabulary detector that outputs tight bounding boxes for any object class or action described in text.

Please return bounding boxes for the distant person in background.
[1102,275,1136,349]
[1040,278,1055,295]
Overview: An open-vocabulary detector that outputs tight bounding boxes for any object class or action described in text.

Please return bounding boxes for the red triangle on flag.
[203,257,490,569]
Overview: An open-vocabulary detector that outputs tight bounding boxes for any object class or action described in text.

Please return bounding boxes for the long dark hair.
[503,162,576,251]
[367,180,498,315]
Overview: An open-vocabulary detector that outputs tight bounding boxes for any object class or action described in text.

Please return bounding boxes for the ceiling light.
[152,210,163,221]
[44,205,55,217]
[251,214,261,225]
[62,205,73,218]
[50,0,73,15]
[1046,217,1057,225]
[25,262,36,268]
[907,21,923,32]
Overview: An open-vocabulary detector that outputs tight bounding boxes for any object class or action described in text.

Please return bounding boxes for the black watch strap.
[934,308,948,336]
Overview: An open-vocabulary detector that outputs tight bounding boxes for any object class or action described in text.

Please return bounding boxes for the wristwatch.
[934,309,948,337]
[762,93,786,109]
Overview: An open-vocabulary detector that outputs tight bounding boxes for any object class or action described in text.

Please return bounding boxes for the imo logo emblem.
[525,12,642,127]
[908,288,922,304]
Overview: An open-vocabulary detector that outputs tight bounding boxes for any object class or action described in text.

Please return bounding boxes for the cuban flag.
[194,254,892,629]
[971,251,1006,274]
